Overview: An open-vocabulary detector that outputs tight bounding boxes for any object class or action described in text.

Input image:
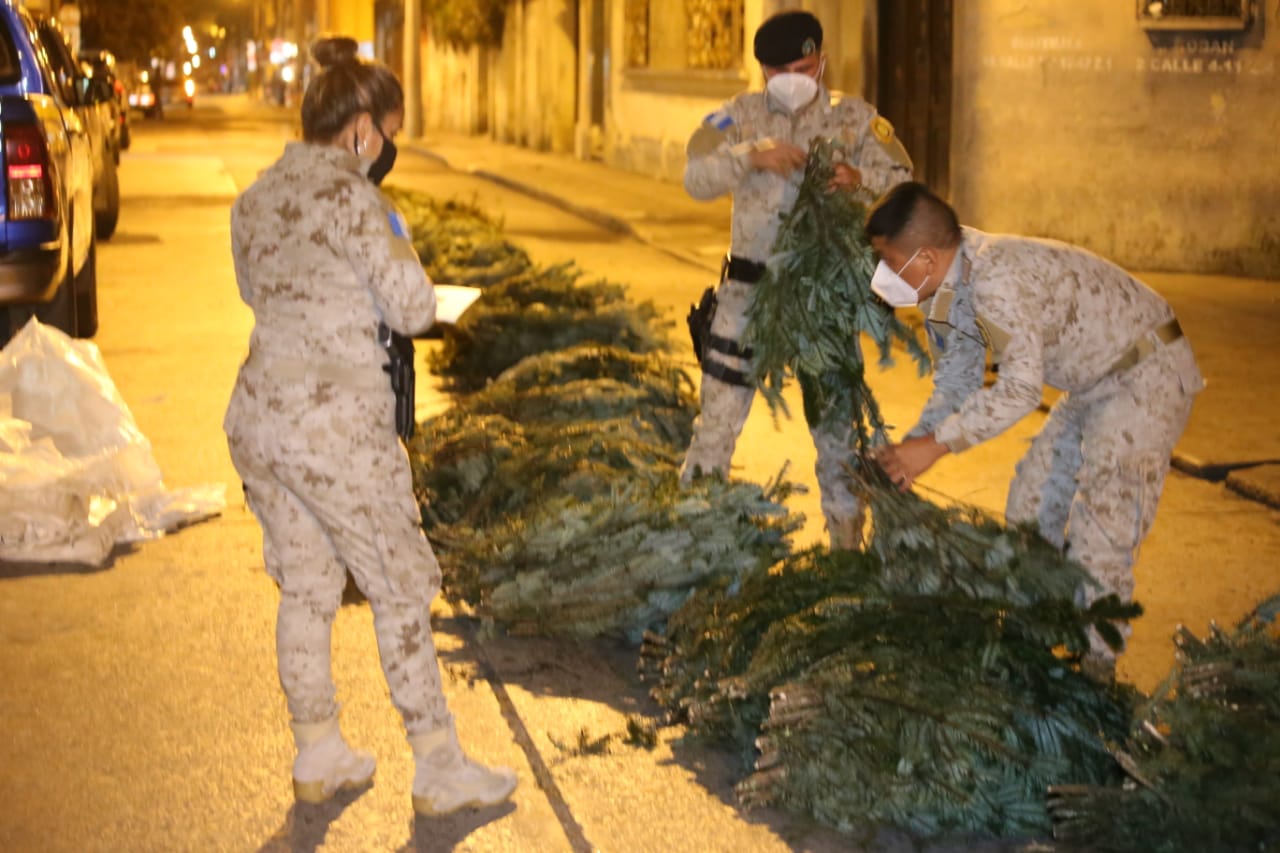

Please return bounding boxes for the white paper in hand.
[433,284,483,325]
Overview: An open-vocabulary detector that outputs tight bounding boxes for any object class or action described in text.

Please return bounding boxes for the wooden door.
[875,0,952,194]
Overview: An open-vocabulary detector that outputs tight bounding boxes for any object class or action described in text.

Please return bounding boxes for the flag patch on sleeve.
[704,109,733,130]
[388,210,409,239]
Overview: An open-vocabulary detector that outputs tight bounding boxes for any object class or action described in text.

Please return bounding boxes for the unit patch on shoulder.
[870,115,913,169]
[871,115,895,145]
[687,108,734,157]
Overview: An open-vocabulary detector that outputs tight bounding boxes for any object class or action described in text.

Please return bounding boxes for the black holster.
[378,322,416,441]
[687,286,717,362]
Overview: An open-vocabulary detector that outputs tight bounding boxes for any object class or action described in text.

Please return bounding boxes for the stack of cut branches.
[642,472,1141,838]
[426,263,671,392]
[408,337,800,641]
[383,187,533,287]
[1048,593,1280,852]
[410,345,697,532]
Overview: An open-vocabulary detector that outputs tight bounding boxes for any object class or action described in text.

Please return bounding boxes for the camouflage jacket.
[910,227,1203,451]
[683,86,913,263]
[230,142,435,374]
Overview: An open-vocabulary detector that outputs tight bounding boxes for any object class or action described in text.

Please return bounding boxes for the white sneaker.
[410,727,518,816]
[290,718,376,804]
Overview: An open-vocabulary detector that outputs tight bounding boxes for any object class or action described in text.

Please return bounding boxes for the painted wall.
[414,0,576,148]
[419,39,486,135]
[951,1,1280,277]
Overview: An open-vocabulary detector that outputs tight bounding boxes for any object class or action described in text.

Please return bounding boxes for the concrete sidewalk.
[406,130,1280,510]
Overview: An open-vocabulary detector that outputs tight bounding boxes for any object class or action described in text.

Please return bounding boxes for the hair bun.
[311,36,361,70]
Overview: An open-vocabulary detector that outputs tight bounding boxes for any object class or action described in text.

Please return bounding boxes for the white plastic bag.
[0,319,225,565]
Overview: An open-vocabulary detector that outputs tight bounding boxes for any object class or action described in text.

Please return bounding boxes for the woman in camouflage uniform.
[224,36,516,815]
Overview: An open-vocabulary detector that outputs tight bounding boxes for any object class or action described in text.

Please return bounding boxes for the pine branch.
[742,137,929,442]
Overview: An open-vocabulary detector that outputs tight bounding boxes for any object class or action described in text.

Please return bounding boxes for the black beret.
[753,11,823,67]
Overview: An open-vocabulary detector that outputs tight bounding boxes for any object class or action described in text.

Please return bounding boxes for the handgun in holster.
[686,286,717,363]
[377,321,416,441]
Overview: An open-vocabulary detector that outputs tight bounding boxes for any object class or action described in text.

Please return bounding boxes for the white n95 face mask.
[767,71,819,114]
[871,248,927,308]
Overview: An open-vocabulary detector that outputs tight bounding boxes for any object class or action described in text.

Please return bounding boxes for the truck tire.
[34,251,78,338]
[95,155,120,240]
[74,238,98,338]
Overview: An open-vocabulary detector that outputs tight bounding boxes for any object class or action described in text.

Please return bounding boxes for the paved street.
[0,93,1276,852]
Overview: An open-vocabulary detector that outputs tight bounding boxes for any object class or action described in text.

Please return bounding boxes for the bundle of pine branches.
[383,187,533,287]
[443,471,801,643]
[413,414,684,531]
[426,262,671,391]
[409,345,697,530]
[743,137,929,441]
[1048,593,1280,852]
[642,469,1141,839]
[735,591,1136,838]
[408,338,798,641]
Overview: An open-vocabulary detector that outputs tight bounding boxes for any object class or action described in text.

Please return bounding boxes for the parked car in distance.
[123,64,162,119]
[31,15,120,241]
[0,1,104,344]
[80,48,130,153]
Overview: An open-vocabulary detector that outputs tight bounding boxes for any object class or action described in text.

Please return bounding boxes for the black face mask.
[367,127,397,186]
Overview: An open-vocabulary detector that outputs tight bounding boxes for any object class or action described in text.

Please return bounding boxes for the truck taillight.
[5,123,54,220]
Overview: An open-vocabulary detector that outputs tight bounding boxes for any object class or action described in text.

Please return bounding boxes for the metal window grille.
[625,0,650,67]
[1138,0,1253,30]
[684,0,743,70]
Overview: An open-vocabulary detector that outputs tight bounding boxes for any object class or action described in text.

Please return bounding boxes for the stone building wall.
[950,0,1280,276]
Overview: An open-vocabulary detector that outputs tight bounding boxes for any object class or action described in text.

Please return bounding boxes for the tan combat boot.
[409,725,517,816]
[289,717,376,803]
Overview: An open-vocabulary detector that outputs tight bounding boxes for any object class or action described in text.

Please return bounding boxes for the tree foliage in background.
[423,0,508,50]
[77,0,217,61]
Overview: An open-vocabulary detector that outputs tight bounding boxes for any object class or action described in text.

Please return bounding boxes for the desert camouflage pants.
[679,280,865,549]
[1006,338,1201,655]
[226,368,452,737]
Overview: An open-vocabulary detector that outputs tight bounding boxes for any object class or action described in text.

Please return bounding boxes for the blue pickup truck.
[0,1,119,345]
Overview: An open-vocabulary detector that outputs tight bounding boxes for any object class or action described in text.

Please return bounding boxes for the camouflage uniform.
[224,141,449,735]
[909,227,1204,655]
[679,86,912,548]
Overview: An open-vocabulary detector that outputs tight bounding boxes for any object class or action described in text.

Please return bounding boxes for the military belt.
[722,254,767,284]
[245,352,388,390]
[702,357,753,388]
[706,332,754,359]
[1108,318,1183,375]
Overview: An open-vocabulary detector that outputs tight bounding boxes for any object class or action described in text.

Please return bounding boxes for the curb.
[1224,470,1280,510]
